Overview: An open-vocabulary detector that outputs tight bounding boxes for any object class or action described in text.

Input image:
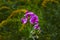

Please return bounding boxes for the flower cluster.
[21,11,40,30]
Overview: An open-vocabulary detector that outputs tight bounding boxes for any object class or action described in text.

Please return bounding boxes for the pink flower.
[21,17,28,24]
[24,12,39,24]
[24,12,35,18]
[30,15,39,24]
[34,23,40,30]
[21,11,40,30]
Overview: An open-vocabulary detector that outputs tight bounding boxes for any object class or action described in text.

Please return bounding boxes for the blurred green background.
[0,0,60,40]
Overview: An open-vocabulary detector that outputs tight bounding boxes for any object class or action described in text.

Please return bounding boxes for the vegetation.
[0,0,60,40]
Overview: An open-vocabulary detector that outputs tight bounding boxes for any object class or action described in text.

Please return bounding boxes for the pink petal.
[24,12,35,18]
[34,23,40,30]
[21,17,28,24]
[30,15,39,24]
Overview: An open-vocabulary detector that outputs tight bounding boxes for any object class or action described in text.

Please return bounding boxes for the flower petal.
[21,17,28,24]
[24,12,35,18]
[34,23,40,30]
[30,15,39,24]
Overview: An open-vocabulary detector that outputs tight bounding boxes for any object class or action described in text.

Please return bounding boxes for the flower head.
[21,11,40,30]
[24,12,39,24]
[30,15,39,24]
[34,23,40,30]
[21,17,28,24]
[24,12,35,18]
